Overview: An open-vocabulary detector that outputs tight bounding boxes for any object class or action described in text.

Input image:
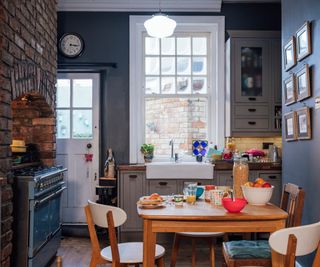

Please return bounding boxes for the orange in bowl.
[222,198,247,213]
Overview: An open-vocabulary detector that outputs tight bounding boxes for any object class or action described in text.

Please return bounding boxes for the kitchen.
[0,0,319,267]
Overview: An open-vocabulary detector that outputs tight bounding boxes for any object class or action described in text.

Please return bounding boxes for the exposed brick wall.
[0,0,57,265]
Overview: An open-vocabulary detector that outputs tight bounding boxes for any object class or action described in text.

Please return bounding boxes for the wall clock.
[58,33,84,58]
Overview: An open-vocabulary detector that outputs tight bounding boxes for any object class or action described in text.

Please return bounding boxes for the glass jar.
[204,185,215,202]
[233,157,249,198]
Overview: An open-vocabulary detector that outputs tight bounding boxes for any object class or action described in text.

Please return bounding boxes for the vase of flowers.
[140,144,154,163]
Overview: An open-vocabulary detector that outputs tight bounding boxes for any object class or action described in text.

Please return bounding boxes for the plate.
[137,201,166,209]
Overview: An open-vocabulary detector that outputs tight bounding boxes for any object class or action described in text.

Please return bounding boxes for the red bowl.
[222,198,247,213]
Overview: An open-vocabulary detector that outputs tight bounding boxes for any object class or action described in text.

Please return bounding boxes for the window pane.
[192,77,207,94]
[193,37,207,55]
[145,57,159,75]
[161,57,175,75]
[57,110,70,139]
[177,37,191,55]
[145,97,208,156]
[145,77,160,94]
[145,37,159,55]
[161,38,175,55]
[177,77,191,94]
[177,57,191,75]
[161,77,176,94]
[57,79,70,108]
[72,110,93,139]
[73,79,92,108]
[192,57,207,75]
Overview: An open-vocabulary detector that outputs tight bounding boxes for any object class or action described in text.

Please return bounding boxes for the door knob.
[87,143,92,149]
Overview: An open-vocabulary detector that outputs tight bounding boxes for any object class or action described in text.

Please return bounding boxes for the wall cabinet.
[226,31,281,136]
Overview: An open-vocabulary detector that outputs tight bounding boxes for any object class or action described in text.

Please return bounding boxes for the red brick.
[1,217,13,233]
[1,185,12,202]
[1,230,13,247]
[1,202,12,218]
[32,117,55,126]
[1,243,12,261]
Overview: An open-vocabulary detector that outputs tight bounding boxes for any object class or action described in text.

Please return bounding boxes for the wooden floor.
[50,235,225,266]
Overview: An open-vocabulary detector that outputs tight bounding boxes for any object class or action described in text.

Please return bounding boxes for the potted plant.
[140,144,154,163]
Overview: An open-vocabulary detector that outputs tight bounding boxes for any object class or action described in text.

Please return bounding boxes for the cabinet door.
[257,172,281,205]
[178,179,214,194]
[217,171,233,186]
[234,39,270,103]
[148,180,177,196]
[120,172,145,231]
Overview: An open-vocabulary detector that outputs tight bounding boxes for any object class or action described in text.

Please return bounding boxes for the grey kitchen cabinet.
[147,180,178,196]
[226,31,281,137]
[119,171,146,232]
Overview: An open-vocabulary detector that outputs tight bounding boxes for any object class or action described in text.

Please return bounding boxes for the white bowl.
[241,185,274,205]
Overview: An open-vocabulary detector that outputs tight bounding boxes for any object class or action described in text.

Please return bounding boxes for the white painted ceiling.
[57,0,280,12]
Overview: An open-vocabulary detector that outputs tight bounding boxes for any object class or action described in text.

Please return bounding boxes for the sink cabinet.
[226,31,281,136]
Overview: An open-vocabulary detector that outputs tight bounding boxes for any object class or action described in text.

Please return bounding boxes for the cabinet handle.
[268,175,277,179]
[248,121,256,125]
[159,182,168,186]
[129,175,137,178]
[198,182,202,185]
[248,97,256,101]
[248,108,256,112]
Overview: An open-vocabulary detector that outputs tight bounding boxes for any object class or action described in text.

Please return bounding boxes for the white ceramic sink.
[146,161,214,179]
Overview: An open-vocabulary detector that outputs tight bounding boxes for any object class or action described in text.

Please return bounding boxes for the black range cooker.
[12,165,67,267]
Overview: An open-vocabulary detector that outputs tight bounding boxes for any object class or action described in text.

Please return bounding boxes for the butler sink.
[146,161,214,179]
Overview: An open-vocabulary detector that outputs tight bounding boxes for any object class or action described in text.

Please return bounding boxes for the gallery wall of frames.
[283,21,313,141]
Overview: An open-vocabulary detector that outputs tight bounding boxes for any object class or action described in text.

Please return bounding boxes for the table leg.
[143,219,156,267]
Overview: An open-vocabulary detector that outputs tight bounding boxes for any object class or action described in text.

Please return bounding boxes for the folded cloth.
[224,240,271,259]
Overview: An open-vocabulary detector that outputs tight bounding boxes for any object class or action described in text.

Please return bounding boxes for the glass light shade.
[144,13,177,38]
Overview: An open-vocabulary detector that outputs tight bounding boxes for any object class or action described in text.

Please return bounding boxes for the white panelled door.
[56,73,100,224]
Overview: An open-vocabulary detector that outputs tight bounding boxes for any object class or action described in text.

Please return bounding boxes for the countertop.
[118,161,282,171]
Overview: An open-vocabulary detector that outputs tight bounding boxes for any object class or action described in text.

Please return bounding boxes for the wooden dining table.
[137,200,288,267]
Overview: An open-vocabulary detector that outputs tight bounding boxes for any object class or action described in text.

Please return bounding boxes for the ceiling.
[57,0,280,12]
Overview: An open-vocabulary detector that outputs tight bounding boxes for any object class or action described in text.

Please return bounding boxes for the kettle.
[269,145,279,162]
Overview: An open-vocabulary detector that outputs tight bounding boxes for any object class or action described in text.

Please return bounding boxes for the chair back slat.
[280,183,305,227]
[107,210,121,266]
[88,200,127,228]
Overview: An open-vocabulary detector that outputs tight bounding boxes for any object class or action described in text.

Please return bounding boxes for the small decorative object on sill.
[140,144,154,163]
[233,155,249,198]
[104,148,116,178]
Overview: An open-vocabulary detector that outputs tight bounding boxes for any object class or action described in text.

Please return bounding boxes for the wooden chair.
[269,221,320,267]
[85,200,165,267]
[222,183,305,267]
[170,231,227,267]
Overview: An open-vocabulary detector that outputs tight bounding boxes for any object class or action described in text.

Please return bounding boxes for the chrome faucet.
[169,139,174,160]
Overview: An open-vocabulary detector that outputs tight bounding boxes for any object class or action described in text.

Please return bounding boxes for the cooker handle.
[34,186,67,207]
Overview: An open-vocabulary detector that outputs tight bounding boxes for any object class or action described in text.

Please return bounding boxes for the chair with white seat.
[85,200,165,267]
[269,221,320,267]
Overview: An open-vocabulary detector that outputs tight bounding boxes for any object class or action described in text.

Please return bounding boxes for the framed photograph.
[296,21,311,61]
[296,107,311,139]
[284,111,297,141]
[296,64,311,101]
[284,74,296,105]
[283,37,297,71]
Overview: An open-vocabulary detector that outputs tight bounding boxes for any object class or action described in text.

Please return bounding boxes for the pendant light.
[144,0,176,38]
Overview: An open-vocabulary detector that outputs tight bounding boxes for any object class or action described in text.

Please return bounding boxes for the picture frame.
[296,64,311,101]
[284,74,296,105]
[284,111,297,141]
[296,107,311,140]
[283,37,297,71]
[296,21,311,61]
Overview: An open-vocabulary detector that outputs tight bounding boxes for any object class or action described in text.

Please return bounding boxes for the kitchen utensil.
[222,198,247,213]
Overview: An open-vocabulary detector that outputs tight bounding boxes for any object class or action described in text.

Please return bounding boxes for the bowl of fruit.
[241,178,274,205]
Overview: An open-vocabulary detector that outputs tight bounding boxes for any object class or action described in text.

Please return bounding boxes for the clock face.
[59,33,84,58]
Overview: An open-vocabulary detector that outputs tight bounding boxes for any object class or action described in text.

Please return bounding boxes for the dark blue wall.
[282,0,320,265]
[57,3,281,167]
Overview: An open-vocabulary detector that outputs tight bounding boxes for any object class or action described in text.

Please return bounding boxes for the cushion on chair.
[224,240,271,259]
[101,242,165,263]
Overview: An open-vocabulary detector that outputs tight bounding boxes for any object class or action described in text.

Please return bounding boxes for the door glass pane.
[145,77,160,94]
[73,79,92,107]
[177,57,191,75]
[192,77,207,94]
[161,57,175,75]
[145,37,159,55]
[192,37,207,55]
[241,47,263,96]
[57,79,70,108]
[161,38,175,55]
[72,110,93,139]
[177,77,191,94]
[145,57,160,75]
[192,57,207,75]
[161,77,176,94]
[177,37,191,55]
[57,110,70,139]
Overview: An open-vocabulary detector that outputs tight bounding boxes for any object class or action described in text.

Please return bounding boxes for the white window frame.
[130,16,225,163]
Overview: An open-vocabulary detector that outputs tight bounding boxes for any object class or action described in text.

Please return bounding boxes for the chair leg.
[207,238,215,267]
[134,264,140,267]
[170,234,181,267]
[156,256,165,267]
[192,239,196,267]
